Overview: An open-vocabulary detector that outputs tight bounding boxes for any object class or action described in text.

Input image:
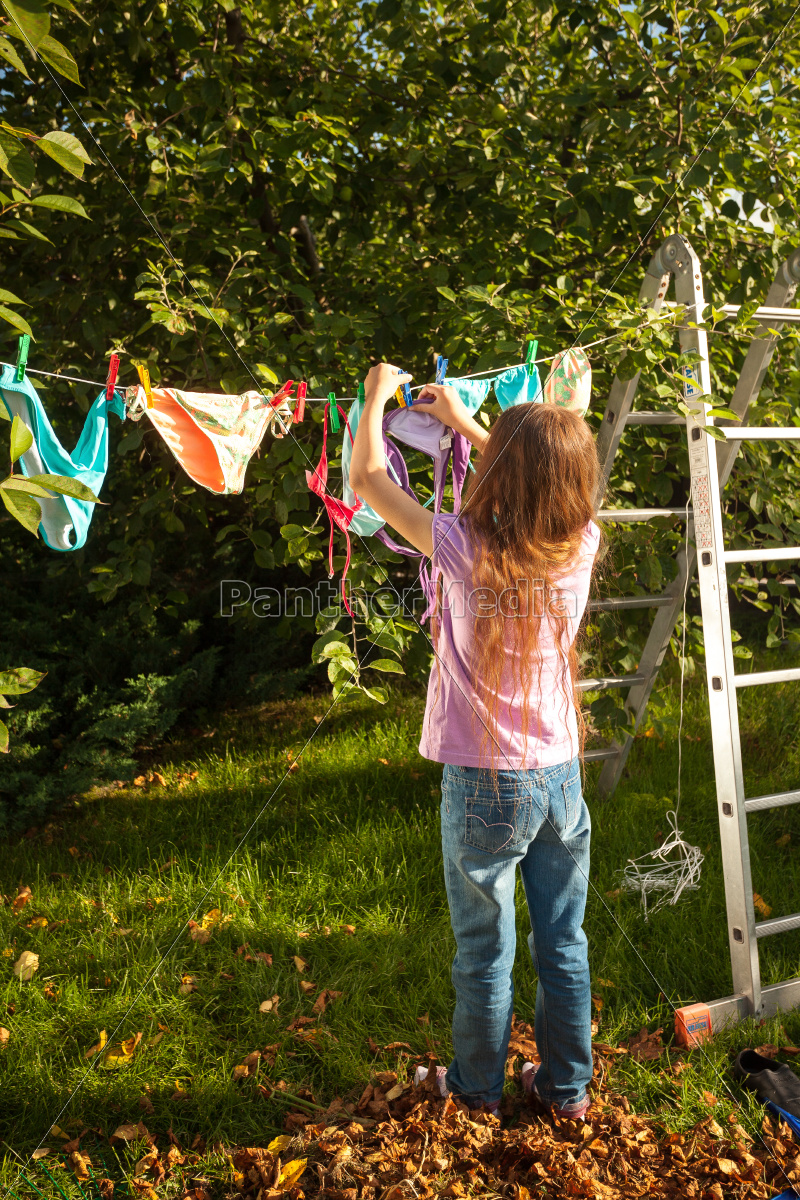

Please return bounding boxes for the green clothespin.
[525,339,538,378]
[357,380,365,404]
[327,391,340,432]
[15,334,30,382]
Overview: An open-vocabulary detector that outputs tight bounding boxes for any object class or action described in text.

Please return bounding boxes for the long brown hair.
[434,403,602,764]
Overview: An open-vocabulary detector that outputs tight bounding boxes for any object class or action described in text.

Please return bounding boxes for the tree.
[1,0,799,725]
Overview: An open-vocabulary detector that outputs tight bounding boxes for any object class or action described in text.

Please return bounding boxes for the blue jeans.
[440,760,592,1109]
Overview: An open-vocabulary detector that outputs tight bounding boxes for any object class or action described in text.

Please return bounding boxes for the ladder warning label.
[691,472,713,549]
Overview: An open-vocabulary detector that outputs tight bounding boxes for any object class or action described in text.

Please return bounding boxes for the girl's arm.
[349,363,435,556]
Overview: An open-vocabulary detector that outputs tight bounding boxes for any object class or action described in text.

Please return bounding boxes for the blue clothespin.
[394,366,412,407]
[436,355,448,385]
[327,391,340,432]
[15,335,30,383]
[525,339,538,378]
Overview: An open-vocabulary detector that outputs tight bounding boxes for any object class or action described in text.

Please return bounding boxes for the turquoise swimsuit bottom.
[0,366,124,550]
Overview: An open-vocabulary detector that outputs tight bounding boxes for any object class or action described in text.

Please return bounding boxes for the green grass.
[1,663,799,1191]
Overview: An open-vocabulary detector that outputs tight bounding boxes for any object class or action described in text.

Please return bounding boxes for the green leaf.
[29,193,89,218]
[2,0,50,51]
[0,484,41,534]
[10,413,33,461]
[0,303,32,336]
[0,693,12,707]
[255,363,279,385]
[37,34,80,83]
[311,631,347,663]
[0,666,45,694]
[280,523,304,540]
[0,34,29,74]
[367,657,404,674]
[26,473,99,502]
[0,717,7,754]
[13,219,53,243]
[0,287,26,305]
[0,129,34,189]
[436,286,457,303]
[1,476,52,498]
[37,130,92,179]
[361,685,388,704]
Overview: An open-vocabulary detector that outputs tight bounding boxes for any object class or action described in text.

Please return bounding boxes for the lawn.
[1,660,799,1196]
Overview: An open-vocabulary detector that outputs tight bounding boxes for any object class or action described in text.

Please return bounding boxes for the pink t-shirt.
[419,513,600,769]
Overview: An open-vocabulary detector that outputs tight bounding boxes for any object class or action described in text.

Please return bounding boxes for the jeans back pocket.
[561,763,583,828]
[465,791,532,853]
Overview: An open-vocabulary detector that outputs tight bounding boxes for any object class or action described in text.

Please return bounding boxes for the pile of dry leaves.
[36,1020,800,1200]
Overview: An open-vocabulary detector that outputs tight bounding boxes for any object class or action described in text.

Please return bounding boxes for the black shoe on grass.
[733,1048,800,1120]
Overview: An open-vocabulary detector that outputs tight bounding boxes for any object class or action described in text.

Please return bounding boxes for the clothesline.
[0,331,622,401]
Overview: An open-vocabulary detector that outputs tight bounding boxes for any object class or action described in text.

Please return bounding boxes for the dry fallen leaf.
[67,846,80,858]
[340,924,356,935]
[112,1123,147,1141]
[13,951,39,981]
[753,892,772,918]
[150,772,166,787]
[103,1031,142,1067]
[776,832,791,847]
[299,980,317,994]
[69,1152,90,1181]
[178,974,198,995]
[277,1158,307,1188]
[12,886,33,914]
[703,1090,719,1106]
[187,920,211,945]
[312,989,343,1015]
[232,1050,261,1080]
[293,955,309,973]
[31,1149,50,1160]
[85,1030,108,1058]
[259,994,280,1014]
[417,1013,430,1026]
[0,1026,9,1046]
[592,994,604,1012]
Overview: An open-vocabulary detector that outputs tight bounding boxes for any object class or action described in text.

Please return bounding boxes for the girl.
[349,361,601,1119]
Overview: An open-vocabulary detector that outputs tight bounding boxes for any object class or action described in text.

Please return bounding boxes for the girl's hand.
[416,382,469,428]
[364,362,413,407]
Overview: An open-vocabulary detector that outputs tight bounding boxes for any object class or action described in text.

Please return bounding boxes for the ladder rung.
[721,304,800,324]
[735,667,800,689]
[579,674,644,692]
[624,411,684,426]
[724,547,800,564]
[598,508,689,522]
[584,746,618,762]
[755,912,800,939]
[745,788,800,813]
[719,427,800,440]
[589,594,674,611]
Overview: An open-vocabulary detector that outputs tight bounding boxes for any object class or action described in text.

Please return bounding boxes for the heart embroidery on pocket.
[469,814,515,851]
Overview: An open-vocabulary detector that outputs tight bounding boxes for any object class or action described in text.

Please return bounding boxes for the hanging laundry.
[305,400,362,617]
[436,361,542,414]
[543,348,592,416]
[336,399,472,620]
[127,385,291,496]
[0,365,125,551]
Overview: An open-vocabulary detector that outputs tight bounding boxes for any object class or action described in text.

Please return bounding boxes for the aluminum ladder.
[688,364,800,1024]
[586,233,800,798]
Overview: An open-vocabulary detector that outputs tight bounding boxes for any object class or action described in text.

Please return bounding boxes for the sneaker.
[414,1064,448,1097]
[521,1061,590,1121]
[415,1065,501,1113]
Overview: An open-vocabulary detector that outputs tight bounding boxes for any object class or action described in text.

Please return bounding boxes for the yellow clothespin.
[136,363,153,408]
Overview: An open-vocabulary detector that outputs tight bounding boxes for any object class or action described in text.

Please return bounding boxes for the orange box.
[675,1003,712,1048]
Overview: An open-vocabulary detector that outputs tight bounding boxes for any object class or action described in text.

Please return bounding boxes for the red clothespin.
[270,379,294,408]
[105,353,120,402]
[293,381,307,424]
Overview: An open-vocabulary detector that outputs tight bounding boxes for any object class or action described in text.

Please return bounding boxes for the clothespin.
[357,380,365,404]
[525,339,538,378]
[136,363,153,408]
[395,367,412,407]
[105,353,120,402]
[293,381,307,425]
[436,355,448,385]
[15,334,30,383]
[327,391,340,432]
[270,379,294,408]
